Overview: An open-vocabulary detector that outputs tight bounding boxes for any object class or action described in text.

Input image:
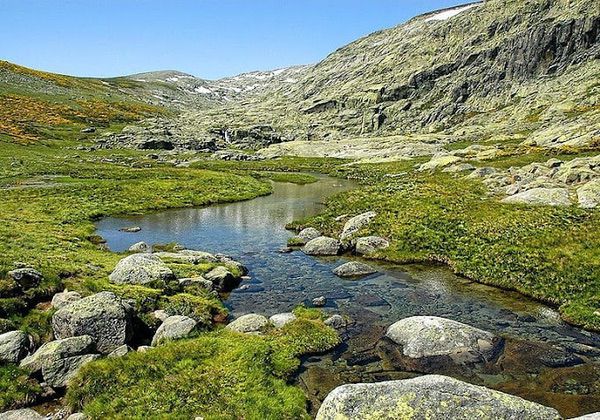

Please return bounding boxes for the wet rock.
[312,296,327,307]
[51,290,82,309]
[20,335,98,388]
[303,236,342,256]
[340,212,377,241]
[0,408,44,419]
[119,226,141,233]
[52,291,134,354]
[578,180,600,209]
[502,187,571,206]
[385,316,502,367]
[151,315,197,346]
[324,315,347,329]
[109,254,174,286]
[204,266,238,291]
[7,268,43,289]
[269,312,297,328]
[108,344,133,358]
[333,261,377,278]
[128,241,149,253]
[278,247,293,253]
[499,339,584,373]
[225,314,269,334]
[0,330,30,363]
[355,293,389,307]
[316,375,561,420]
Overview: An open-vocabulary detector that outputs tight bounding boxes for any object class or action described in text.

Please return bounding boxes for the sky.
[0,0,469,80]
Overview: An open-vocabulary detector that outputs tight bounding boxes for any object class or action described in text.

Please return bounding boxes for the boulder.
[51,290,82,309]
[0,330,30,363]
[303,237,342,256]
[128,241,149,253]
[0,409,44,420]
[385,316,502,366]
[298,227,321,242]
[151,315,197,346]
[204,266,238,291]
[340,212,377,241]
[578,180,600,209]
[333,261,377,278]
[20,335,98,388]
[355,236,390,255]
[316,375,561,420]
[109,254,174,286]
[52,291,133,354]
[108,344,133,358]
[7,268,43,289]
[225,314,269,334]
[501,188,571,206]
[269,313,297,328]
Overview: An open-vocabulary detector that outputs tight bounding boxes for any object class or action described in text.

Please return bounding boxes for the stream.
[96,176,600,417]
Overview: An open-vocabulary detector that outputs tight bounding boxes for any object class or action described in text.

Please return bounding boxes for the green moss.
[0,365,42,411]
[159,292,227,327]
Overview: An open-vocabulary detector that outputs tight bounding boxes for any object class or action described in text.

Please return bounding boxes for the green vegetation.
[66,315,339,419]
[0,365,41,411]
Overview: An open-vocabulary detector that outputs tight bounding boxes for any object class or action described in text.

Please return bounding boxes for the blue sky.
[0,0,468,79]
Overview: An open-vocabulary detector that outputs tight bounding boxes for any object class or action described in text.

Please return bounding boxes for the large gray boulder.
[340,211,377,240]
[303,236,342,256]
[0,330,30,363]
[316,375,561,420]
[109,254,174,286]
[7,268,43,289]
[0,409,43,420]
[333,261,377,278]
[51,289,82,309]
[225,314,269,334]
[151,315,197,346]
[578,180,600,209]
[52,291,133,354]
[20,335,98,388]
[501,188,571,206]
[355,236,390,255]
[386,316,502,365]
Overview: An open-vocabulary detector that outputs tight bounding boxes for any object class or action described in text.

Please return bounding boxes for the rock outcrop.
[316,375,561,420]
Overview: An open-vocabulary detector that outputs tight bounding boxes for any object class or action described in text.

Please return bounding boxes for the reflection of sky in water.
[96,177,600,352]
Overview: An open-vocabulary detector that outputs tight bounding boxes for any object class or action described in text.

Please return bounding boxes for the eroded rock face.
[151,315,197,346]
[269,312,297,328]
[52,292,133,354]
[303,237,342,256]
[0,330,30,363]
[332,261,377,278]
[501,187,571,206]
[109,254,174,286]
[225,314,269,334]
[355,236,389,255]
[316,375,561,420]
[385,316,502,367]
[340,212,377,241]
[20,335,98,388]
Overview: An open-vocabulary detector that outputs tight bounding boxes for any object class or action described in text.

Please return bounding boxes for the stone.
[442,163,476,172]
[225,314,269,334]
[578,180,600,209]
[151,315,197,346]
[303,236,342,256]
[51,290,82,309]
[0,330,30,363]
[312,296,327,307]
[355,236,390,255]
[269,312,297,328]
[502,188,571,206]
[52,291,133,354]
[315,375,561,420]
[108,344,133,358]
[67,414,88,420]
[153,310,169,322]
[137,345,152,352]
[7,268,43,289]
[467,167,497,178]
[324,315,346,329]
[128,241,149,253]
[119,226,141,233]
[20,335,98,388]
[178,277,213,291]
[340,211,377,240]
[109,254,174,286]
[333,261,377,278]
[386,316,502,365]
[0,409,44,420]
[298,227,321,241]
[418,155,462,171]
[204,266,238,291]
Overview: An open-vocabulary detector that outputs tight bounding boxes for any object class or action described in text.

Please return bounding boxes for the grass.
[0,365,42,411]
[66,315,339,419]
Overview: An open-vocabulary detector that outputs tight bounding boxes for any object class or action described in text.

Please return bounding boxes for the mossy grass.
[0,365,42,411]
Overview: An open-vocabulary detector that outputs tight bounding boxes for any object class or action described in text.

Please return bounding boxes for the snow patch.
[424,3,479,22]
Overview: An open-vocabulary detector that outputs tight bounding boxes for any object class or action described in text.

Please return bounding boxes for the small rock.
[333,261,377,278]
[278,247,293,253]
[303,237,342,256]
[128,241,149,253]
[298,227,321,242]
[7,267,43,289]
[119,226,141,233]
[0,408,44,420]
[137,346,152,352]
[225,314,269,334]
[51,290,82,309]
[324,315,346,329]
[467,167,497,178]
[67,413,87,420]
[355,236,390,255]
[153,310,169,322]
[151,315,197,346]
[269,313,297,328]
[108,344,133,358]
[340,212,377,241]
[312,296,327,307]
[80,127,96,134]
[0,330,30,363]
